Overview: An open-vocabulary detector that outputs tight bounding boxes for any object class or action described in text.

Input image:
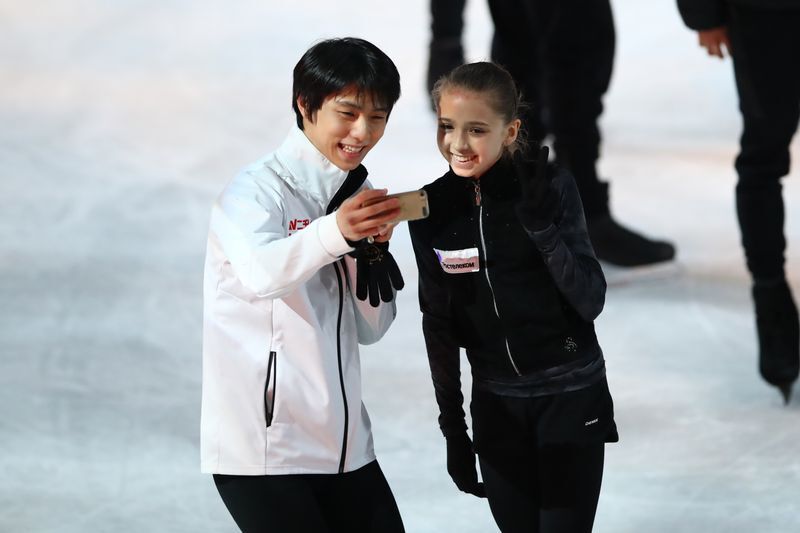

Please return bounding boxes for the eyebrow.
[334,98,389,113]
[438,118,491,127]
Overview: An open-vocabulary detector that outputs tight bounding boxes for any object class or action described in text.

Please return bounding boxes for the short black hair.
[292,37,401,129]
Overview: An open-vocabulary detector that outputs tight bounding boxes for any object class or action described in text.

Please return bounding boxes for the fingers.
[377,272,393,303]
[372,222,395,243]
[338,189,402,241]
[356,257,369,301]
[386,256,405,291]
[706,43,724,58]
[368,269,381,307]
[350,189,401,221]
[698,28,729,59]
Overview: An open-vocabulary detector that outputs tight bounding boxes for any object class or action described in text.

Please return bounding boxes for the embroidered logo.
[288,218,311,236]
[434,247,480,274]
[585,418,599,427]
[564,337,577,352]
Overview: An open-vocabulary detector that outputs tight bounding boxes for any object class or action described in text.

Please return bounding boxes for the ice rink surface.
[2,1,799,531]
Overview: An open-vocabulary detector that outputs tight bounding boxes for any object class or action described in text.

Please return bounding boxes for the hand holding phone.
[363,189,429,224]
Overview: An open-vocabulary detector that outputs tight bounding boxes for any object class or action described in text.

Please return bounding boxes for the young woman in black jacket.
[409,62,618,533]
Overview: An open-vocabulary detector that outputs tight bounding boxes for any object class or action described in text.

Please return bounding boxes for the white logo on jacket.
[434,247,480,274]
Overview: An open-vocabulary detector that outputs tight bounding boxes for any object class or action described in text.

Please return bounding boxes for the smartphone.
[364,189,429,223]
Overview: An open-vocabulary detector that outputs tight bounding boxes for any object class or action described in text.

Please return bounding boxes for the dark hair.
[292,37,401,129]
[432,61,527,153]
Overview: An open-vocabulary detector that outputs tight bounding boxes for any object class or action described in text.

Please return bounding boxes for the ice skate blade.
[777,383,793,405]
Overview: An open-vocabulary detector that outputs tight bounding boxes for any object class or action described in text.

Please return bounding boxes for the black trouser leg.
[729,5,800,281]
[213,461,405,533]
[318,461,405,533]
[489,0,615,218]
[544,0,615,218]
[214,473,329,533]
[431,0,466,41]
[428,0,467,96]
[488,0,547,146]
[728,5,800,397]
[479,443,605,533]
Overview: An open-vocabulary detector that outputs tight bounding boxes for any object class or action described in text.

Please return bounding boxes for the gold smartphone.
[364,189,430,223]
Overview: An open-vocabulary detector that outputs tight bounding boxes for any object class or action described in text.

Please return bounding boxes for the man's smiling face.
[299,87,389,171]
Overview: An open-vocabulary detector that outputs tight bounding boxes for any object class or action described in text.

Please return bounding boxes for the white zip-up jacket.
[201,126,396,475]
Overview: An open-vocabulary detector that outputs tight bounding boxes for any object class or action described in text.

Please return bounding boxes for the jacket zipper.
[333,260,350,473]
[474,179,522,376]
[264,351,277,428]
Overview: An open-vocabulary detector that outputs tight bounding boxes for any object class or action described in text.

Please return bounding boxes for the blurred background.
[1,1,798,531]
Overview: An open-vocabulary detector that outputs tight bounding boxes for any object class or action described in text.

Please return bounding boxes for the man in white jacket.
[201,37,406,532]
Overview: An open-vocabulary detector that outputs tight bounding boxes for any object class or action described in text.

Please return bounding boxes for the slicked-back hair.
[292,37,401,129]
[432,61,528,154]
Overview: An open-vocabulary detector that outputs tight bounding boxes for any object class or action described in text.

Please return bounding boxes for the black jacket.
[678,0,800,30]
[409,156,607,437]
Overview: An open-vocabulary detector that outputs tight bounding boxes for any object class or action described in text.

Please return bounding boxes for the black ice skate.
[752,280,800,404]
[587,214,676,267]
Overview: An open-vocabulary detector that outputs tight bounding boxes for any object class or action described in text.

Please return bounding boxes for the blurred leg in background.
[427,0,467,104]
[489,0,676,267]
[728,3,800,403]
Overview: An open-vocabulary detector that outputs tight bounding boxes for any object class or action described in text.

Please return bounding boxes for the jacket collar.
[446,154,520,201]
[275,126,350,208]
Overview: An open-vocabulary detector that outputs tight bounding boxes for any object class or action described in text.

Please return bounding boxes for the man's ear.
[297,97,314,124]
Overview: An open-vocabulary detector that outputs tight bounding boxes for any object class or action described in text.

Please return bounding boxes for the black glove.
[347,240,404,307]
[513,145,559,232]
[445,432,486,498]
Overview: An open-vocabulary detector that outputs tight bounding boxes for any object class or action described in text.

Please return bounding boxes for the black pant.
[470,383,614,532]
[729,4,800,281]
[431,0,466,41]
[213,460,405,533]
[488,0,615,218]
[479,443,604,533]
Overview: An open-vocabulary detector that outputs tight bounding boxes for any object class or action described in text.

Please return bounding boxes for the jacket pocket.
[264,351,277,428]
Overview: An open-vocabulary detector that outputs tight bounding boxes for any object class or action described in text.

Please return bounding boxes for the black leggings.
[479,443,605,533]
[213,460,405,533]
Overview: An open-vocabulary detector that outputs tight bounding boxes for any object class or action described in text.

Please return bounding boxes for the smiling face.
[436,88,520,180]
[298,87,389,171]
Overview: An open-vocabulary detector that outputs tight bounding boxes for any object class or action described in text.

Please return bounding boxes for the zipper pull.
[473,180,481,206]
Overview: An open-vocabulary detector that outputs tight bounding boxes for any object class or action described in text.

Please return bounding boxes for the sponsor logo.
[288,218,311,235]
[443,261,476,270]
[434,247,480,274]
[585,418,599,427]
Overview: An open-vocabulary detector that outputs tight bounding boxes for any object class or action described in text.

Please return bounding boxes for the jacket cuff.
[317,212,354,257]
[678,1,727,30]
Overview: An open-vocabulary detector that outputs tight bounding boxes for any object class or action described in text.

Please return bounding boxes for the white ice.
[1,0,799,532]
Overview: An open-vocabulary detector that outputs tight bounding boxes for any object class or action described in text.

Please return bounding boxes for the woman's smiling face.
[436,88,519,179]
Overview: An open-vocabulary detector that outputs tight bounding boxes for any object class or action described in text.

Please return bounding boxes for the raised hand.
[513,145,559,233]
[336,188,400,243]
